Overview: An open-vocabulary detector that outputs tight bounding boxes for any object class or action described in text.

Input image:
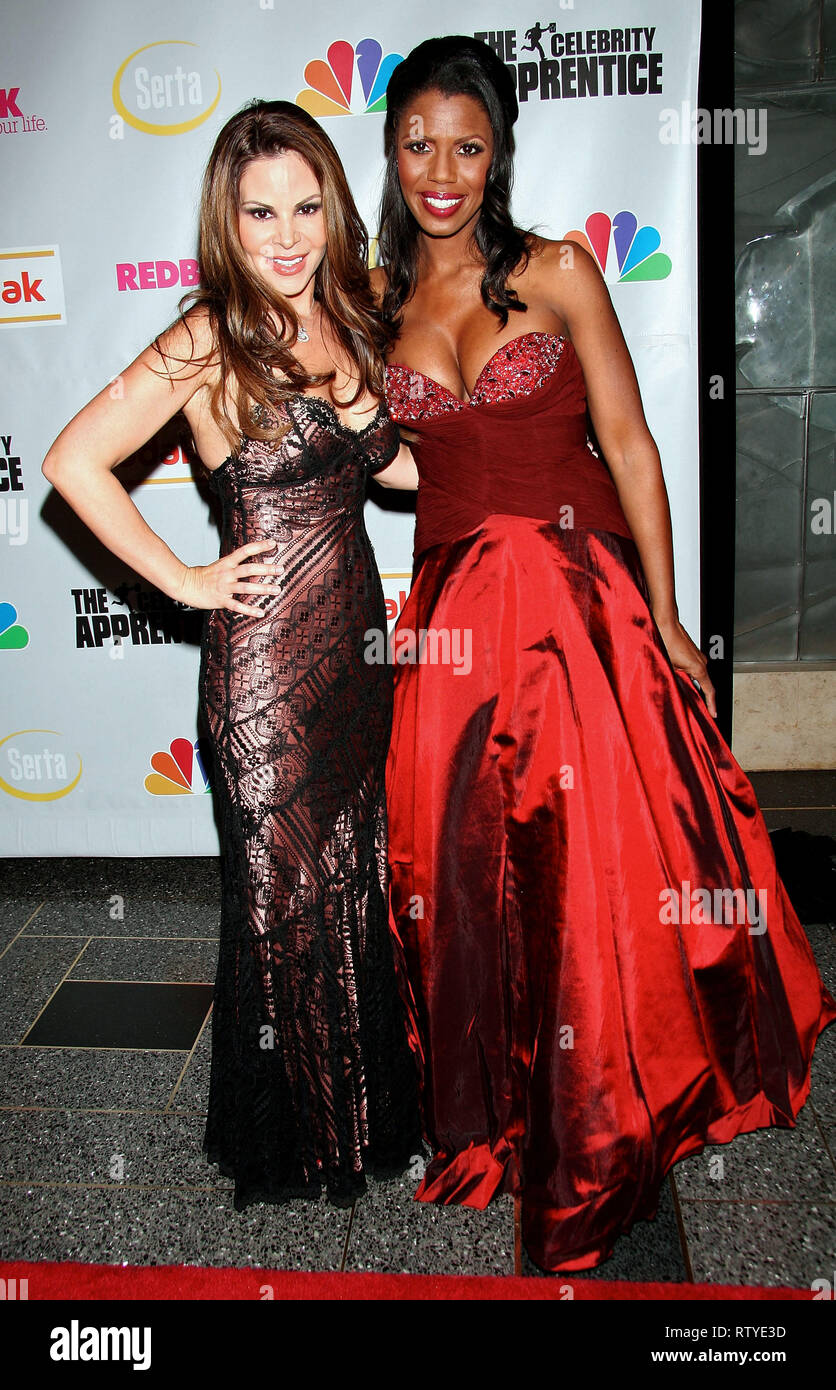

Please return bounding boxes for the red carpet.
[0,1260,812,1300]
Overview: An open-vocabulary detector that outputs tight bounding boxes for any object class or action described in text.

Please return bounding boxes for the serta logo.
[112,41,221,135]
[0,89,22,118]
[0,730,83,802]
[0,247,66,328]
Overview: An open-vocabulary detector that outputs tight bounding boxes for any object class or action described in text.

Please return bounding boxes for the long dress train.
[384,331,836,1270]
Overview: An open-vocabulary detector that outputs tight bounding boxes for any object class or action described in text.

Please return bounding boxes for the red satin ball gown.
[383,331,836,1272]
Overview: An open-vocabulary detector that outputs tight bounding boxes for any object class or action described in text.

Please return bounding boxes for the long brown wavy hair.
[155,99,390,446]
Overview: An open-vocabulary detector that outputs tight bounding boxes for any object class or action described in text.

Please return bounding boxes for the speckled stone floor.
[1,770,833,1286]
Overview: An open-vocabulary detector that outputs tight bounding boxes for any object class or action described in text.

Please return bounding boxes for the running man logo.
[0,247,66,328]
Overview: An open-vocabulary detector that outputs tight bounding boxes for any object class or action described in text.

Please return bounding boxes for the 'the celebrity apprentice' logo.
[474,22,663,102]
[71,583,203,649]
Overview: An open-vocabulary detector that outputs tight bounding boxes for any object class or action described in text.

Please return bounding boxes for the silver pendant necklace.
[297,306,316,343]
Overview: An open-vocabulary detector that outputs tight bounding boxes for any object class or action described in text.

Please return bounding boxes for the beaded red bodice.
[384,331,633,561]
[386,332,569,416]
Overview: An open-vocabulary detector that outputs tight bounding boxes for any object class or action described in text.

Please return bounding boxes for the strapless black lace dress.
[198,393,421,1209]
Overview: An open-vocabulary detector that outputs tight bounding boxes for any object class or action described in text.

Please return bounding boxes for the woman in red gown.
[374,36,836,1272]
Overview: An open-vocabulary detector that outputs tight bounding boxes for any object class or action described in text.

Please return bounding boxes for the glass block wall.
[734,0,836,663]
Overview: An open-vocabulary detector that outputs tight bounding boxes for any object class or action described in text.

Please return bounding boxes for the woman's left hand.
[653,615,717,719]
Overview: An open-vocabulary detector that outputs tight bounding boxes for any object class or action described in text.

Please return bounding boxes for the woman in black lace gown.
[200,392,419,1208]
[42,100,421,1209]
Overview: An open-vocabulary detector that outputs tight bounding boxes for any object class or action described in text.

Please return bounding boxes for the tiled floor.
[0,771,833,1285]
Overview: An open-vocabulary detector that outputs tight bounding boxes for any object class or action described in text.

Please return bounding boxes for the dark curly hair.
[378,36,532,332]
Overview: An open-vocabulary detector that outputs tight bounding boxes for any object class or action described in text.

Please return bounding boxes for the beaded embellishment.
[386,332,567,422]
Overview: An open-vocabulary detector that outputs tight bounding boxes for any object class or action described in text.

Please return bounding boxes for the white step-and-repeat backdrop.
[1,0,701,855]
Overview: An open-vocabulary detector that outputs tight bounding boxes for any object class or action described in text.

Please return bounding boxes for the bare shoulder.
[521,234,604,292]
[520,235,613,336]
[150,304,220,384]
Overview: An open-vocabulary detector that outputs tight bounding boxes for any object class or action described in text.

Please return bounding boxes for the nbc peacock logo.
[296,39,403,117]
[565,212,672,282]
[0,601,29,649]
[144,737,211,796]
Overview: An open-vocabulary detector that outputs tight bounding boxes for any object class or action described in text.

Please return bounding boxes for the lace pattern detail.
[199,393,421,1208]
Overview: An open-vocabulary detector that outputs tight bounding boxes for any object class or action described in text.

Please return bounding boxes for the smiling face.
[395,89,495,239]
[237,151,326,303]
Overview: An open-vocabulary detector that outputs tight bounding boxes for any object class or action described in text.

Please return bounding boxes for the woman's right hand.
[177,540,284,617]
